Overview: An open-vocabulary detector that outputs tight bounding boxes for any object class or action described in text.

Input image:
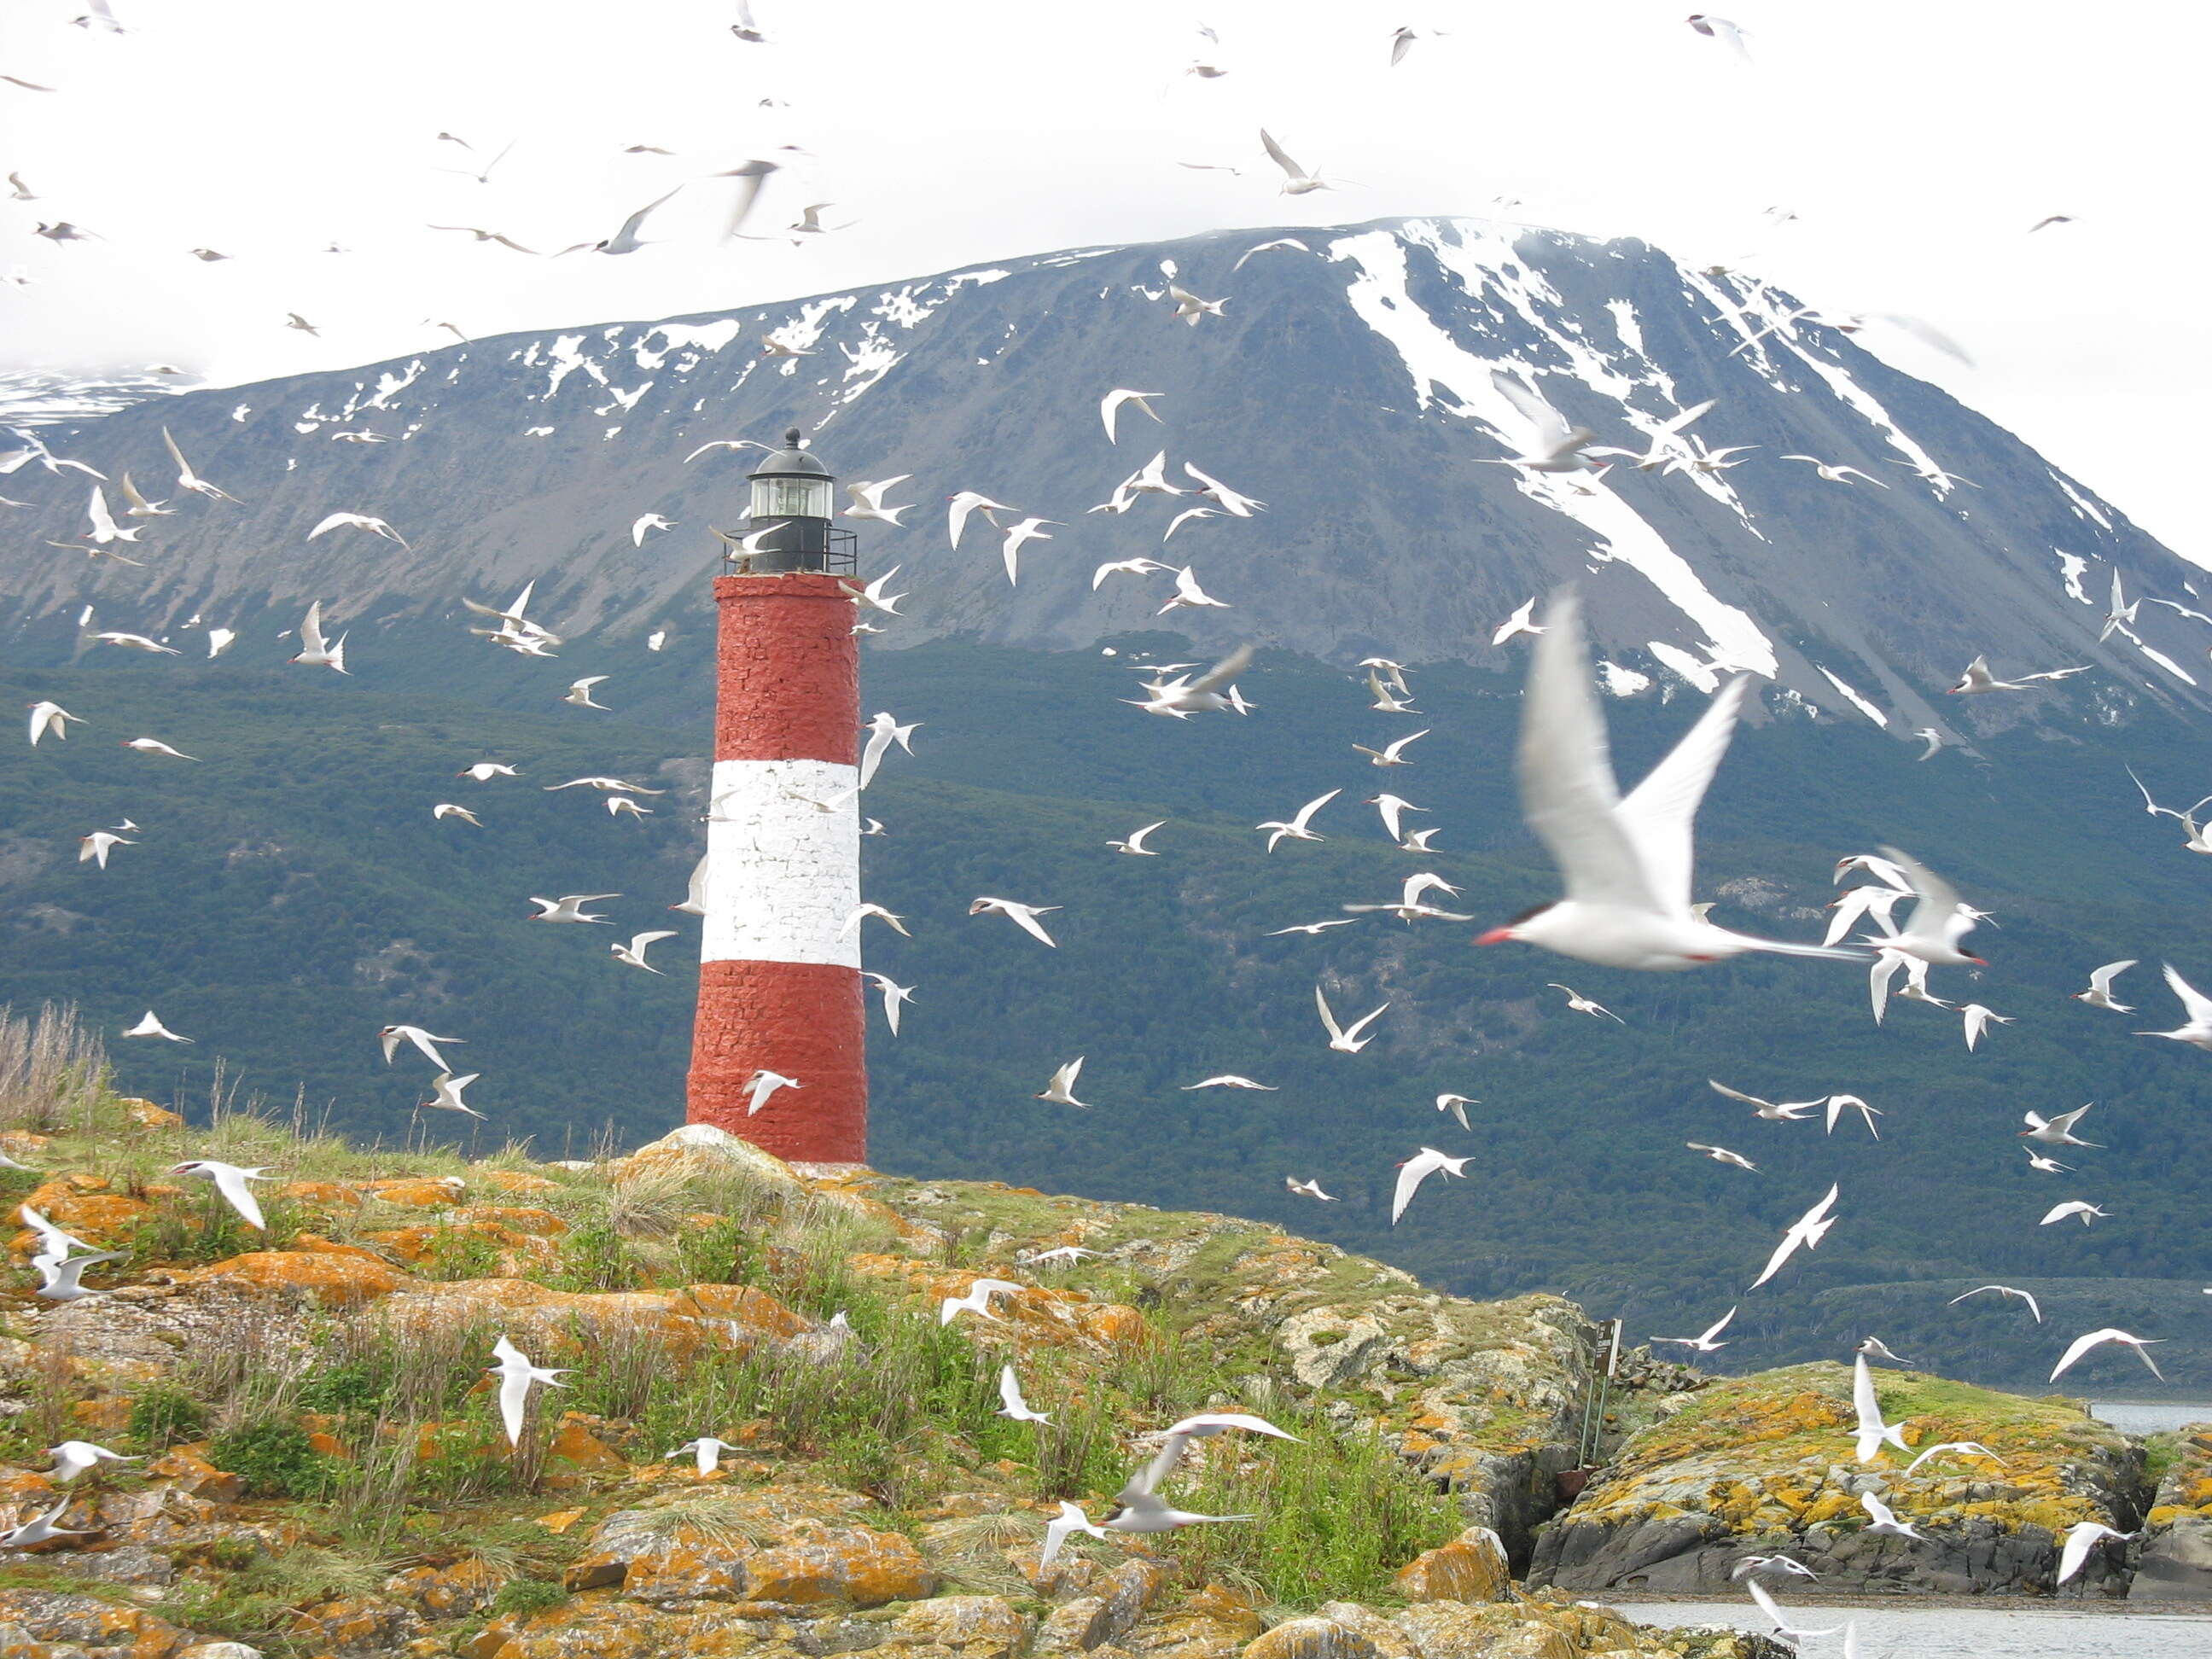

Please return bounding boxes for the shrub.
[209,1421,340,1499]
[678,1212,762,1286]
[550,1218,637,1292]
[126,1385,207,1449]
[421,1227,507,1282]
[297,1359,387,1417]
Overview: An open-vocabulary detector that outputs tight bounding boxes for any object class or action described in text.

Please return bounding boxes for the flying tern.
[1477,591,1859,969]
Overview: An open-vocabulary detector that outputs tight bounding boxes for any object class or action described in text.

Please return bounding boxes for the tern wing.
[1258,128,1304,179]
[620,187,681,243]
[1389,1158,1431,1225]
[1184,643,1254,697]
[1518,591,1663,911]
[1342,1001,1390,1041]
[1490,370,1571,447]
[1878,846,1961,943]
[1707,1079,1770,1109]
[1616,674,1751,917]
[2088,959,2136,993]
[1851,1354,1883,1435]
[1313,985,1345,1043]
[2163,963,2212,1023]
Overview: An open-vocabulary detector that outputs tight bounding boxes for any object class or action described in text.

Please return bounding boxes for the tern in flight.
[2072,959,2137,1012]
[1476,591,1860,969]
[1748,1185,1839,1289]
[1314,985,1389,1053]
[2050,1328,2164,1382]
[1390,1147,1470,1224]
[1651,1307,1737,1353]
[1949,1284,2043,1322]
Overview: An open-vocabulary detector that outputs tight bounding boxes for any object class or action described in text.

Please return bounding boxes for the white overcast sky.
[1,0,2203,553]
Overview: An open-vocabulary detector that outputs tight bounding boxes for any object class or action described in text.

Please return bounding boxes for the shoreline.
[1607,1592,2212,1617]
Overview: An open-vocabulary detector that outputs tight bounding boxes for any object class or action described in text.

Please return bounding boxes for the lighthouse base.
[687,958,868,1164]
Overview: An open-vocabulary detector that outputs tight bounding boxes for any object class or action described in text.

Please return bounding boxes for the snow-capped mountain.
[0,216,2197,736]
[0,368,194,434]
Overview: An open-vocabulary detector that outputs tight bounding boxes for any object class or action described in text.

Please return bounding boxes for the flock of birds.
[0,1,2192,1635]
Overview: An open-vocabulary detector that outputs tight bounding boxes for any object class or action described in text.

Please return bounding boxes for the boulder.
[359,1177,468,1208]
[286,1595,424,1656]
[611,1123,807,1198]
[871,1593,1035,1657]
[738,1526,937,1606]
[1127,1583,1264,1658]
[1394,1526,1510,1603]
[386,1556,509,1617]
[467,1598,688,1659]
[1313,1604,1421,1659]
[2133,1423,2212,1599]
[0,1590,195,1658]
[1528,1362,2150,1595]
[177,1250,405,1307]
[1391,1602,1576,1659]
[146,1446,247,1505]
[118,1097,185,1130]
[568,1485,931,1608]
[1036,1559,1168,1653]
[1243,1616,1379,1659]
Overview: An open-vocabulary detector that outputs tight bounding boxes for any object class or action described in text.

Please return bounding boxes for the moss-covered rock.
[1528,1361,2149,1595]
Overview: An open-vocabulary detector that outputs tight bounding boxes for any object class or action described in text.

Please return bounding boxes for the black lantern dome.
[735,428,854,574]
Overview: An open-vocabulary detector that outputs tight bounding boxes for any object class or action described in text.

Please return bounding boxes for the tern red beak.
[1475,927,1512,946]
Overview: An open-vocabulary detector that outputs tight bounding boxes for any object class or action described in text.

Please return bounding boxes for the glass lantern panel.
[750,476,831,518]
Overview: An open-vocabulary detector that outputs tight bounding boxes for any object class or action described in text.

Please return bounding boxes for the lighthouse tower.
[686,428,868,1167]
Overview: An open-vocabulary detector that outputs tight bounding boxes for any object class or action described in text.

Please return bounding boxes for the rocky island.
[0,1079,2200,1657]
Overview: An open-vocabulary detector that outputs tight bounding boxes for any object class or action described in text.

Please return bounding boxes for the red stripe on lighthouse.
[687,572,868,1166]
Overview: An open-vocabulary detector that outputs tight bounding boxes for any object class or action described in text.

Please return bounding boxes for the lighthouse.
[686,428,868,1167]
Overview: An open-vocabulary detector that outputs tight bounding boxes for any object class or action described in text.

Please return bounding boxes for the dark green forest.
[5,631,2209,1390]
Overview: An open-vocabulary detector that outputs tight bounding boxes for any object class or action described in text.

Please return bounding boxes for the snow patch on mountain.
[1331,224,1777,678]
[0,369,192,433]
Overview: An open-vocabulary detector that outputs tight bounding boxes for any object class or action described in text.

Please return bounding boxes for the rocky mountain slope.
[0,217,2203,742]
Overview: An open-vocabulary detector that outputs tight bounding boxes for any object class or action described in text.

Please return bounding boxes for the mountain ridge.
[0,214,2200,743]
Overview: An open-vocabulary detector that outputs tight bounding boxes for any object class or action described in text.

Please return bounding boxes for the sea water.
[2088,1399,2212,1435]
[1612,1602,2212,1656]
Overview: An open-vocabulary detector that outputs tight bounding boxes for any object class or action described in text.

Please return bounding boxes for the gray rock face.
[1531,1511,2138,1598]
[2135,1517,2212,1600]
[0,217,2195,742]
[2132,1422,2212,1600]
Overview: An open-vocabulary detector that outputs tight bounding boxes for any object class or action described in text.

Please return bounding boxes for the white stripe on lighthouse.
[700,756,861,969]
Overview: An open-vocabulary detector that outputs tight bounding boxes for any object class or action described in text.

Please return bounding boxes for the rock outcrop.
[1528,1362,2151,1596]
[846,1168,1605,1560]
[0,1115,1778,1659]
[2133,1423,2212,1600]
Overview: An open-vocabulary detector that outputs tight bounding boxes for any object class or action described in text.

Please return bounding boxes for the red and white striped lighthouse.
[686,428,867,1167]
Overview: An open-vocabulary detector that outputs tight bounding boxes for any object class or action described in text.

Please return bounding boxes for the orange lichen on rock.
[178,1250,407,1307]
[116,1097,184,1130]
